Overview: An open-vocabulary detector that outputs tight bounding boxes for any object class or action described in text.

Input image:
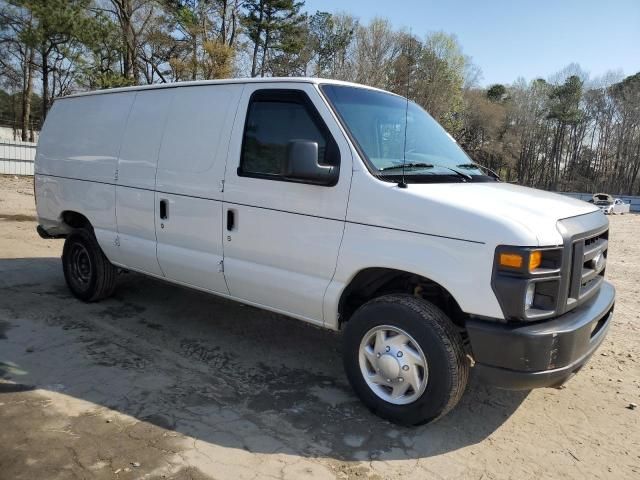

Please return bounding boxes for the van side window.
[239,90,338,181]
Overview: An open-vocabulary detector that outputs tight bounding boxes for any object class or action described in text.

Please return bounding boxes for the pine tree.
[13,0,92,117]
[242,0,305,77]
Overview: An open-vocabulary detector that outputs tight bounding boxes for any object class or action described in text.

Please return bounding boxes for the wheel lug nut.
[376,353,381,358]
[397,351,403,358]
[385,346,390,352]
[386,378,391,383]
[398,377,404,382]
[402,365,409,371]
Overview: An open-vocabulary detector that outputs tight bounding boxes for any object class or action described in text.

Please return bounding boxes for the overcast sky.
[303,0,640,86]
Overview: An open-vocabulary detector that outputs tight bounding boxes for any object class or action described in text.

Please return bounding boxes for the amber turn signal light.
[499,250,543,271]
[499,253,523,268]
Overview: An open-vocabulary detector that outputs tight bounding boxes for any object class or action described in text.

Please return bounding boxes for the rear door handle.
[226,209,235,231]
[159,199,168,220]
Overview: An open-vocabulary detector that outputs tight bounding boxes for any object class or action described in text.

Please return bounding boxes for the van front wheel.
[62,229,117,302]
[343,294,468,425]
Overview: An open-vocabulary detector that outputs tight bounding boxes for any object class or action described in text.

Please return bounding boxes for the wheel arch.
[60,210,94,233]
[337,267,468,329]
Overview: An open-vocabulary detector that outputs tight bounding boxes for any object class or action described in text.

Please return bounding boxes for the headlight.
[492,246,563,321]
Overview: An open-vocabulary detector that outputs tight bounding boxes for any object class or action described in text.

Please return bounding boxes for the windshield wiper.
[379,162,433,171]
[457,163,500,180]
[433,164,472,180]
[379,162,472,180]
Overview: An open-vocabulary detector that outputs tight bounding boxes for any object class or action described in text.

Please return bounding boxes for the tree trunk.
[220,0,227,42]
[229,0,238,46]
[41,44,50,121]
[12,94,19,140]
[555,124,566,190]
[260,11,271,78]
[116,0,136,81]
[251,37,260,76]
[191,34,198,80]
[628,139,640,194]
[21,47,35,141]
[250,0,264,77]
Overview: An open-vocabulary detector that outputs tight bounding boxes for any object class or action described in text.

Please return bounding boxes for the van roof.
[61,77,391,99]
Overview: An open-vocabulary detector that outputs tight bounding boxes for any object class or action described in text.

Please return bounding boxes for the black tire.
[343,294,469,425]
[62,229,117,302]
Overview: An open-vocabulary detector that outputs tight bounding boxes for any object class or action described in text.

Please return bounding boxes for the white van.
[35,78,615,425]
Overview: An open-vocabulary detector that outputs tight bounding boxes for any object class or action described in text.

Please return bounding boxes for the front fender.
[323,222,503,329]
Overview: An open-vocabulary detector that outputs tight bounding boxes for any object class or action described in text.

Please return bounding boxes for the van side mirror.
[285,140,337,185]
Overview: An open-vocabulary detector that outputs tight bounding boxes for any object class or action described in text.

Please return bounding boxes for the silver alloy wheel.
[358,325,428,405]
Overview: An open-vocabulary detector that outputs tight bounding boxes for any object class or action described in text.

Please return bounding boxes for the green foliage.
[487,84,506,102]
[308,11,356,77]
[74,11,133,89]
[547,75,583,125]
[164,0,237,80]
[609,71,640,118]
[413,32,468,135]
[13,0,92,49]
[242,0,307,76]
[0,88,42,129]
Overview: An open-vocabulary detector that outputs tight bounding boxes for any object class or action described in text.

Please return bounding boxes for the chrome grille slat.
[581,261,606,283]
[570,229,608,306]
[584,239,608,262]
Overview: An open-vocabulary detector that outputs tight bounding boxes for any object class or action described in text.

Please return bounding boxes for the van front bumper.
[466,281,615,390]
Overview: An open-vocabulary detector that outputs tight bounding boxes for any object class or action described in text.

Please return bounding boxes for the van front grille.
[556,212,609,315]
[568,229,608,306]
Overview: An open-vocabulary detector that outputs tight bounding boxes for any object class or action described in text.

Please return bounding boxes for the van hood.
[348,174,602,247]
[406,182,599,245]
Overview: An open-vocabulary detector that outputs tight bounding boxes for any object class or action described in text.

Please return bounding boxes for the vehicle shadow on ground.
[0,257,529,462]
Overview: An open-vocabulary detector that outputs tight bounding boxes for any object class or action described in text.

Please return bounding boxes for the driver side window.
[239,90,334,180]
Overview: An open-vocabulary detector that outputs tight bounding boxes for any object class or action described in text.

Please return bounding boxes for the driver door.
[221,83,353,325]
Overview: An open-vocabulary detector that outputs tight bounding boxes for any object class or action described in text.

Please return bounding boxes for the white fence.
[0,140,36,176]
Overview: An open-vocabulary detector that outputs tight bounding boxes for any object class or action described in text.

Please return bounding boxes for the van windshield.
[321,84,488,182]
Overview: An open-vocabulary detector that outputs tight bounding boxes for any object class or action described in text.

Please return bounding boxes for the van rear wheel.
[62,229,117,302]
[343,294,468,425]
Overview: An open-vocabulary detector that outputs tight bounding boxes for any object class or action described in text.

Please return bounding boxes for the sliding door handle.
[159,199,168,220]
[226,209,235,231]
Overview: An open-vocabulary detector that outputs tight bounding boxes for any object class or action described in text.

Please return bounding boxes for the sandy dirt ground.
[0,174,639,480]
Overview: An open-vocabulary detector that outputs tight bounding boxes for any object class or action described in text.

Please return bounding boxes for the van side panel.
[112,90,174,276]
[154,191,228,292]
[113,187,163,275]
[34,175,119,261]
[154,84,243,293]
[156,84,243,198]
[223,206,344,323]
[35,92,135,260]
[36,93,135,184]
[118,89,174,190]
